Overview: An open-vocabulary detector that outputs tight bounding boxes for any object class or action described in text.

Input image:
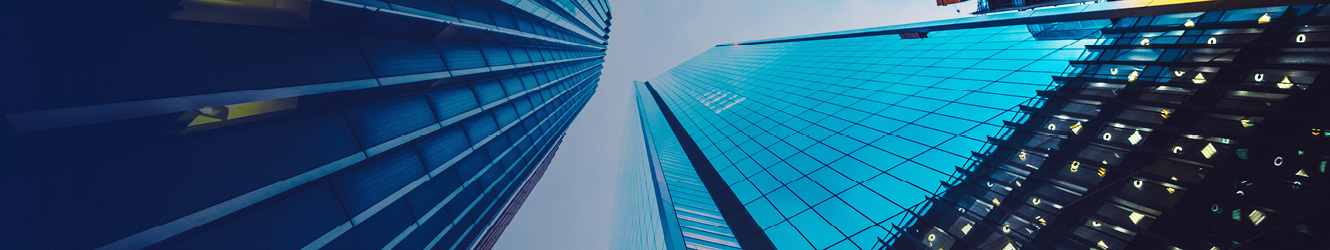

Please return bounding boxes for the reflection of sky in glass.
[644,23,1102,249]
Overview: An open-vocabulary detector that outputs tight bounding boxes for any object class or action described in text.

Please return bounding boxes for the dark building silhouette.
[1,0,609,249]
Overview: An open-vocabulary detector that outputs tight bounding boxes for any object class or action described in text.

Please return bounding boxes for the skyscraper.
[1,0,608,249]
[619,1,1327,249]
[891,3,1330,250]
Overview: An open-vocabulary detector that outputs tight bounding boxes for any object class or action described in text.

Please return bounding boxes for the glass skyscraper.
[1,0,608,249]
[619,1,1328,249]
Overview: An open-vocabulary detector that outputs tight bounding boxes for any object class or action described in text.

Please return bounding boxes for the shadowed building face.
[2,0,609,249]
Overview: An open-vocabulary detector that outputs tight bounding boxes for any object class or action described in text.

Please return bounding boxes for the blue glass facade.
[624,1,1327,250]
[612,83,671,250]
[614,81,747,249]
[1,0,608,249]
[639,20,1101,250]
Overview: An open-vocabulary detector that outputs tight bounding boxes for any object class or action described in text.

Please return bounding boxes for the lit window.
[1139,38,1150,46]
[961,224,973,234]
[1133,179,1144,189]
[1019,151,1028,160]
[1110,68,1119,75]
[1098,240,1109,249]
[1002,224,1012,233]
[1071,161,1080,172]
[1202,143,1217,159]
[1091,220,1101,227]
[1258,13,1272,24]
[1047,123,1057,131]
[1102,132,1113,141]
[993,198,1002,206]
[1032,197,1041,205]
[1098,168,1107,177]
[1297,34,1307,43]
[1241,119,1255,128]
[1206,37,1217,45]
[1192,73,1207,84]
[1173,70,1185,77]
[1278,76,1294,89]
[927,233,936,241]
[1004,243,1018,250]
[187,97,299,128]
[1249,210,1266,226]
[1127,71,1140,82]
[1172,146,1184,154]
[1255,73,1265,82]
[1166,187,1176,194]
[1184,19,1195,27]
[1129,212,1145,224]
[1128,130,1143,145]
[1071,122,1083,134]
[1160,110,1172,119]
[1296,169,1309,177]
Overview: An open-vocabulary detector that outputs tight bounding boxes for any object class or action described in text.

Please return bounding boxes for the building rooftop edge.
[718,0,1318,46]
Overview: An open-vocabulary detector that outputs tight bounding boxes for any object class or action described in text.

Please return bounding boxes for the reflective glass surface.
[644,22,1104,249]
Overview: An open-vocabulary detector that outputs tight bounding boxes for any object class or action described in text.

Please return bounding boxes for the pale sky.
[493,1,973,249]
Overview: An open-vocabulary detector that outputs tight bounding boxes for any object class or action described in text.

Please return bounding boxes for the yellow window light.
[1019,151,1028,160]
[1110,68,1119,75]
[1249,210,1266,226]
[961,223,973,234]
[1140,38,1150,46]
[1255,73,1264,82]
[1102,132,1113,141]
[1173,146,1184,154]
[1297,34,1307,43]
[1091,220,1102,227]
[1173,70,1185,77]
[1167,187,1176,194]
[1127,71,1140,82]
[1160,109,1172,119]
[1192,73,1206,84]
[1184,19,1195,27]
[1098,168,1107,177]
[1278,76,1294,89]
[1133,179,1144,189]
[1258,13,1271,24]
[993,198,1002,206]
[1098,240,1110,249]
[928,233,936,241]
[1129,212,1145,224]
[1071,122,1083,134]
[1207,37,1217,45]
[1004,243,1018,250]
[1241,119,1255,128]
[1032,197,1041,205]
[1071,161,1080,172]
[1202,143,1217,159]
[1296,169,1309,177]
[1128,130,1143,145]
